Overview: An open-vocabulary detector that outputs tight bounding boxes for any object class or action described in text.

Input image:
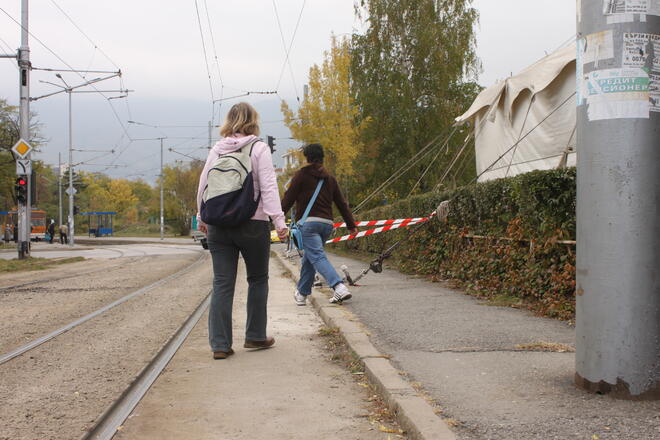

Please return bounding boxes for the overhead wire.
[271,0,305,100]
[0,7,132,139]
[352,128,453,213]
[193,0,216,122]
[48,0,121,70]
[407,126,459,197]
[202,0,224,90]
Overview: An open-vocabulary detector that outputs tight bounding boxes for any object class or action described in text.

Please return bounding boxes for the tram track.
[0,256,145,293]
[0,243,200,293]
[82,291,211,440]
[0,251,206,366]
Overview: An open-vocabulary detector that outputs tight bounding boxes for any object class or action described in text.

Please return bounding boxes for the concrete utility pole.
[576,1,659,399]
[31,72,125,247]
[18,0,31,259]
[58,153,62,228]
[160,138,164,241]
[67,89,74,246]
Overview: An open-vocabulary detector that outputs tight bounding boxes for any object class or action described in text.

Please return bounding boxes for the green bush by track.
[340,168,577,320]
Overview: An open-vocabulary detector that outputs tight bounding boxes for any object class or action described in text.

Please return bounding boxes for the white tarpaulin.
[455,44,577,182]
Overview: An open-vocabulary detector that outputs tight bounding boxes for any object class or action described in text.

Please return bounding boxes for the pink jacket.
[196,134,286,230]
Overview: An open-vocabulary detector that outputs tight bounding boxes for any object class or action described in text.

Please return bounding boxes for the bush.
[340,168,576,319]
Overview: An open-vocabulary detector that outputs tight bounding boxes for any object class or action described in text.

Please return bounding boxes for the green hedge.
[341,168,577,319]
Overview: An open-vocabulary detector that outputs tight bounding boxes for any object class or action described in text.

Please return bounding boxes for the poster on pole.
[584,67,650,120]
[622,33,651,67]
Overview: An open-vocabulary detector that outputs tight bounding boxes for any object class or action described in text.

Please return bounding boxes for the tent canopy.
[456,44,577,182]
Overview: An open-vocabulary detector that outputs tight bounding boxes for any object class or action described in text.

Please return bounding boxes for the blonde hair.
[220,102,260,137]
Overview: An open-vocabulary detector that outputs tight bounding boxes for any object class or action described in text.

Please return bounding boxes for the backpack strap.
[299,179,324,225]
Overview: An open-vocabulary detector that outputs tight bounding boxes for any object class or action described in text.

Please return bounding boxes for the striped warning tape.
[333,217,430,228]
[326,215,433,244]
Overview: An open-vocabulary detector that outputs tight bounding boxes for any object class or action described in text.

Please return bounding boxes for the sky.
[0,0,576,183]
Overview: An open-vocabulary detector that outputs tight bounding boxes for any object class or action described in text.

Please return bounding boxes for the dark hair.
[303,143,324,164]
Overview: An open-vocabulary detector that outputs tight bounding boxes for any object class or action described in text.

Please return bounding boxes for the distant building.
[282,149,300,169]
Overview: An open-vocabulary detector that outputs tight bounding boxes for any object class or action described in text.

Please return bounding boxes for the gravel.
[0,252,212,440]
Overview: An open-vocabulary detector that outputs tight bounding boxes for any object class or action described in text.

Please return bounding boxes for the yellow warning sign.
[11,139,33,159]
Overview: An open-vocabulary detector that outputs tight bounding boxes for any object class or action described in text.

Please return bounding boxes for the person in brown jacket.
[282,144,357,305]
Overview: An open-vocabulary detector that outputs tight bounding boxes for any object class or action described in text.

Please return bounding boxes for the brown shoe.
[243,337,275,349]
[213,348,235,359]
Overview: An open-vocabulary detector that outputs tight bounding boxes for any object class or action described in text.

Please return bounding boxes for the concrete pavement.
[115,257,398,440]
[307,251,659,439]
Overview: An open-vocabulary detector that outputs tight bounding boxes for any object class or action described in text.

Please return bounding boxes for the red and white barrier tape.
[333,217,430,228]
[326,217,430,244]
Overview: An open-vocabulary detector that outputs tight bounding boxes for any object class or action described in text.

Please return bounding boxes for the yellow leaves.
[281,36,366,180]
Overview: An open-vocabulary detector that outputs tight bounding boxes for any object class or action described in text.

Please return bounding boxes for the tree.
[351,0,480,206]
[163,161,204,235]
[281,36,367,184]
[0,98,44,210]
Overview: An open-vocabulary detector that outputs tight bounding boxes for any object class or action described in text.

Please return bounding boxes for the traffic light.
[73,206,80,215]
[267,135,276,153]
[15,176,27,204]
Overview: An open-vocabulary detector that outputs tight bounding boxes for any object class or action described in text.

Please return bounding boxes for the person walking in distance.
[282,143,358,305]
[47,220,55,244]
[196,102,288,360]
[59,223,68,244]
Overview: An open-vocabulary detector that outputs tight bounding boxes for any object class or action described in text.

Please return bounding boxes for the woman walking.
[196,102,288,360]
[281,143,357,305]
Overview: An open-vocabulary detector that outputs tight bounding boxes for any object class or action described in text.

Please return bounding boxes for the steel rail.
[0,255,142,293]
[81,291,211,440]
[0,252,206,365]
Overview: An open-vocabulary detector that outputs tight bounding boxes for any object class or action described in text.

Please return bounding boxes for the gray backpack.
[200,138,260,227]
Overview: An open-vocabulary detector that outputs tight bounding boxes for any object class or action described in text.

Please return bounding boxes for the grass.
[515,341,575,353]
[0,256,85,273]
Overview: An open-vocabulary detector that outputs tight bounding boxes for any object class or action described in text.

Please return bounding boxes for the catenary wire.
[271,0,304,100]
[49,0,121,70]
[0,6,133,145]
[193,0,216,122]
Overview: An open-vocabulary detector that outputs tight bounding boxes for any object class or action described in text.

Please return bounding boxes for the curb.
[274,251,456,440]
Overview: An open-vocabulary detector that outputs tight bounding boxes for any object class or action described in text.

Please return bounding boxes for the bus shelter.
[82,211,116,237]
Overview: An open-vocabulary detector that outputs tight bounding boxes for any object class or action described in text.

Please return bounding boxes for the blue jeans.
[297,222,342,295]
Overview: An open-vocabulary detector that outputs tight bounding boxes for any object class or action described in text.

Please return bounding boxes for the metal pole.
[208,120,212,149]
[160,138,164,241]
[58,152,62,228]
[575,1,659,399]
[68,90,75,247]
[16,0,30,259]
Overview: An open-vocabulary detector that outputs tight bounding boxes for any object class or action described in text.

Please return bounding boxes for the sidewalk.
[318,252,659,439]
[115,258,396,440]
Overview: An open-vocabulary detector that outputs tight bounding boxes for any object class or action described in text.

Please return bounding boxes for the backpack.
[200,138,261,227]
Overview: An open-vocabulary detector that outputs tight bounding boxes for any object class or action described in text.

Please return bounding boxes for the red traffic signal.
[15,176,28,203]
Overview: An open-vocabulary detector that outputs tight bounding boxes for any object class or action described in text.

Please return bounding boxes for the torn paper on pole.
[585,67,650,120]
[622,33,652,67]
[650,73,660,112]
[603,0,660,22]
[603,0,660,15]
[581,30,615,66]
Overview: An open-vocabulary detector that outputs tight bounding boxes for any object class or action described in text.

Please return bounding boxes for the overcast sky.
[0,0,575,182]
